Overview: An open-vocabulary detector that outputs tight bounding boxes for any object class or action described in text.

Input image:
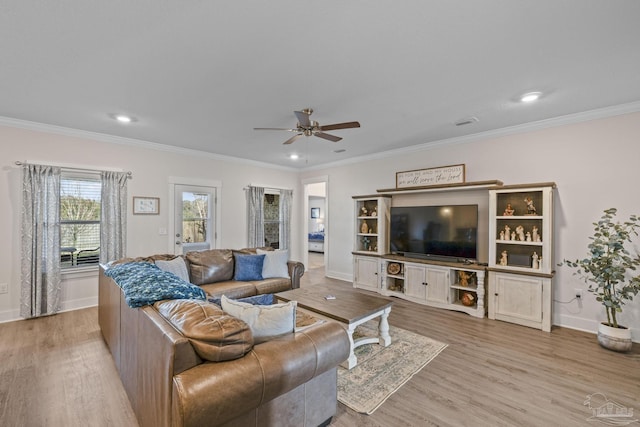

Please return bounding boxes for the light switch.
[159,227,167,235]
[0,283,8,294]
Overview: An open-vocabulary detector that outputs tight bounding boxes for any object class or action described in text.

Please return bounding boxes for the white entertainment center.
[352,180,556,331]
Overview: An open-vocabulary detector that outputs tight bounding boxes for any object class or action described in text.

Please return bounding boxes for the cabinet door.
[494,273,542,325]
[354,257,380,291]
[405,264,427,300]
[425,267,449,304]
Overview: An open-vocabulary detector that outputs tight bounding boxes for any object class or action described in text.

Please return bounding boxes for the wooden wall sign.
[396,164,465,189]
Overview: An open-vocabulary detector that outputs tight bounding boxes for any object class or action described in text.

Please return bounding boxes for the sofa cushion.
[155,299,254,362]
[186,249,234,285]
[209,293,275,307]
[200,281,257,299]
[155,257,190,282]
[233,253,265,281]
[221,295,296,344]
[256,248,290,278]
[254,277,292,295]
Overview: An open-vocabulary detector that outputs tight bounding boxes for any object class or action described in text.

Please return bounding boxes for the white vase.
[597,322,632,352]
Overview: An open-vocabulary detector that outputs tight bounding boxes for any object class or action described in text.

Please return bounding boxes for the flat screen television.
[390,204,478,262]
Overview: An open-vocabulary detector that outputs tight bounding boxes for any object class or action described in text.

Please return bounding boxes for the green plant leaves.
[560,208,640,329]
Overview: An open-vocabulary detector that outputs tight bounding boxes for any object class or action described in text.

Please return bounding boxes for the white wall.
[0,124,301,321]
[301,111,640,340]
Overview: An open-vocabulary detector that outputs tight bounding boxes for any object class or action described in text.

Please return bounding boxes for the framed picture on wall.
[133,196,160,215]
[311,207,320,219]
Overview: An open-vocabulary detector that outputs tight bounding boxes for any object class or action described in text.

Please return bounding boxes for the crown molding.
[299,100,640,171]
[0,116,298,172]
[2,100,639,173]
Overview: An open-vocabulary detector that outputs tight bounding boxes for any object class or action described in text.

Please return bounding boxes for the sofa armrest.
[287,261,304,289]
[171,321,349,427]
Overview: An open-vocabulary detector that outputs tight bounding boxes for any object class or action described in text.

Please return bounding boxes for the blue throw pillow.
[233,253,266,281]
[209,293,275,307]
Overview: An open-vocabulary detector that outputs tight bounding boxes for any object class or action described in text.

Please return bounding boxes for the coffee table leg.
[343,324,358,370]
[378,307,391,347]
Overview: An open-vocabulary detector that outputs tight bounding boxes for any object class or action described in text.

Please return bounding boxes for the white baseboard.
[0,296,98,324]
[60,296,98,313]
[325,269,352,283]
[0,308,21,323]
[554,313,639,343]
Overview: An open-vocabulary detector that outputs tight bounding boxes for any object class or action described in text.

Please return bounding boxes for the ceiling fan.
[254,108,360,145]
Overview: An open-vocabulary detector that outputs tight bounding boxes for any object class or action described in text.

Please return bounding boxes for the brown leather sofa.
[111,247,305,299]
[98,250,350,427]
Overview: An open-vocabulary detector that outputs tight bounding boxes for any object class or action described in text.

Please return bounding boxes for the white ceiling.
[2,1,640,169]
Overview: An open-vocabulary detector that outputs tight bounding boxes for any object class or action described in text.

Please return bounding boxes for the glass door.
[174,184,215,254]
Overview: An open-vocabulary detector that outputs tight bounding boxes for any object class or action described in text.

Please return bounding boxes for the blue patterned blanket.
[105,262,206,308]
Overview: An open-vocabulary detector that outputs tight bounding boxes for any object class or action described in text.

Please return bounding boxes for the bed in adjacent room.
[308,231,324,253]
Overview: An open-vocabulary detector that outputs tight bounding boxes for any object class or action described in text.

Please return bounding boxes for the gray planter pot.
[597,322,632,352]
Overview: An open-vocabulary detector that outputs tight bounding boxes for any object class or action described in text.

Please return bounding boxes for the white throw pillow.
[155,257,190,283]
[256,249,290,279]
[221,295,296,343]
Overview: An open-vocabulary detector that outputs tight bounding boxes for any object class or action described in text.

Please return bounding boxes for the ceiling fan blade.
[294,110,312,128]
[254,127,299,132]
[319,121,361,131]
[283,134,303,145]
[314,132,342,142]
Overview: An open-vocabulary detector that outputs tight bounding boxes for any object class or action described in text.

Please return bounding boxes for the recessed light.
[109,113,138,123]
[520,92,542,103]
[289,154,299,160]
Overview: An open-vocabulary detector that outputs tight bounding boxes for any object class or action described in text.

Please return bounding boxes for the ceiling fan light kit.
[254,108,360,145]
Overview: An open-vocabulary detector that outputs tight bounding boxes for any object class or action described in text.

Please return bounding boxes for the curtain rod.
[244,184,292,191]
[15,161,133,178]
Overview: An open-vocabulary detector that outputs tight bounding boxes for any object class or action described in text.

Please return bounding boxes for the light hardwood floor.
[1,267,638,427]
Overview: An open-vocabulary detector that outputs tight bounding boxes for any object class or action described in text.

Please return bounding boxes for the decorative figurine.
[503,203,515,216]
[499,230,505,240]
[362,237,371,250]
[532,252,539,269]
[360,206,368,216]
[504,225,511,240]
[511,231,516,240]
[458,271,472,287]
[361,220,369,234]
[526,232,532,242]
[532,226,540,242]
[516,225,525,241]
[500,250,508,266]
[371,206,377,217]
[524,197,537,215]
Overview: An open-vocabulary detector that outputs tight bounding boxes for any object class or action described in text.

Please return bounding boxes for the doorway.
[169,177,221,255]
[304,178,327,272]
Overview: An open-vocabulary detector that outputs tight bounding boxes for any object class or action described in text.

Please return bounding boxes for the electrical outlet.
[0,283,8,294]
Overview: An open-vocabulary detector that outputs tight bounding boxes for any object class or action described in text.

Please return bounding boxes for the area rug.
[337,321,447,415]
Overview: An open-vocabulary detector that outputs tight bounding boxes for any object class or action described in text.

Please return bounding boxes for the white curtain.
[21,164,62,318]
[100,171,129,263]
[247,186,265,248]
[279,189,293,250]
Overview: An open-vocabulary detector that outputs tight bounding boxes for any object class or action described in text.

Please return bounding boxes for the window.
[60,172,101,268]
[264,192,280,249]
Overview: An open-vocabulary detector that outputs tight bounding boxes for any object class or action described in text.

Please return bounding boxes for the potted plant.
[560,208,640,352]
